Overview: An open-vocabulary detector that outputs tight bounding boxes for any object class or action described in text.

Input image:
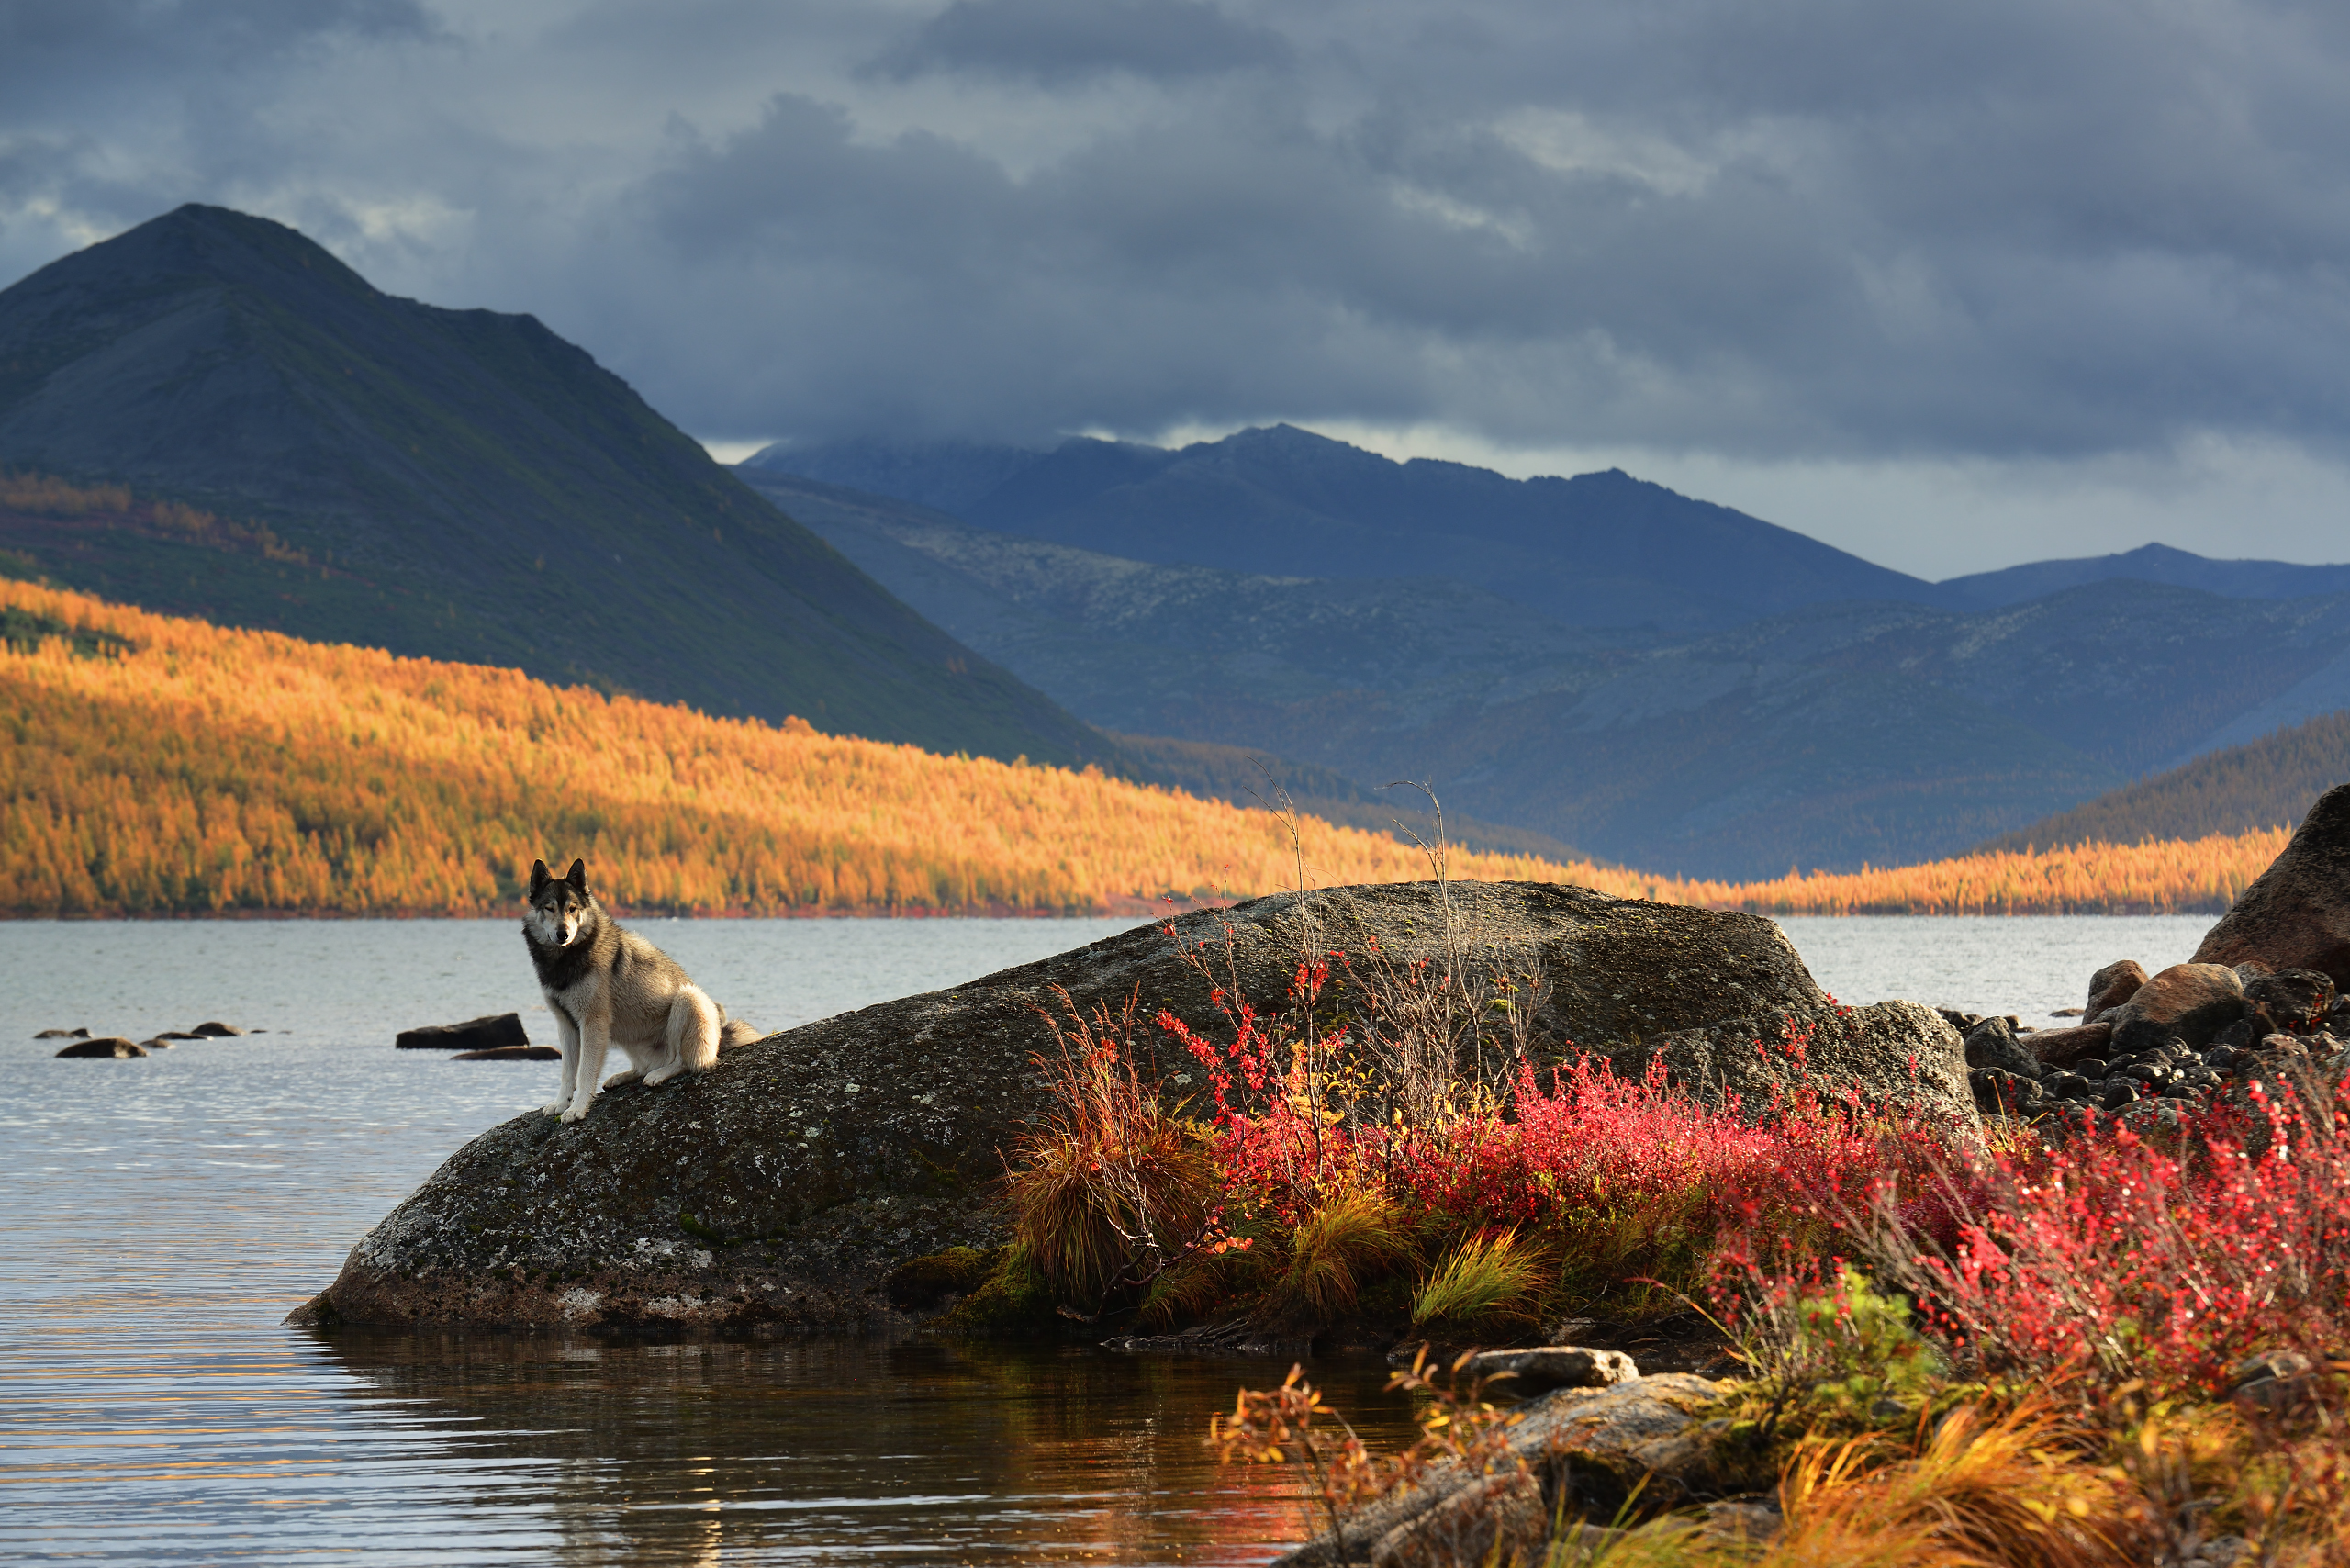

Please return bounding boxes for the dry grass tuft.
[1412,1226,1549,1331]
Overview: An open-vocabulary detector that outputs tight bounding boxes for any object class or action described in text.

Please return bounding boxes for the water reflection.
[309,1331,1417,1564]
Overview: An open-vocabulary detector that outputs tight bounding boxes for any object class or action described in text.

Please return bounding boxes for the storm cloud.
[1,0,2345,569]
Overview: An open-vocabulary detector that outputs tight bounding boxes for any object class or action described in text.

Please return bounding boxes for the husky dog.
[522,858,760,1122]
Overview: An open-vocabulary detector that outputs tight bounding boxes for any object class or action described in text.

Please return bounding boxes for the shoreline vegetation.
[0,574,2294,919]
[961,912,2350,1564]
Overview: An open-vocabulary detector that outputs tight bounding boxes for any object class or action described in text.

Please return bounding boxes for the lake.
[0,912,2219,1563]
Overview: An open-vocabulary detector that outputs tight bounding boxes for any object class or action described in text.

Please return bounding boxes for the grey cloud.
[3,0,2348,478]
[867,0,1291,84]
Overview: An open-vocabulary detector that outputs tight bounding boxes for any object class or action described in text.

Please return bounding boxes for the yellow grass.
[0,577,2293,917]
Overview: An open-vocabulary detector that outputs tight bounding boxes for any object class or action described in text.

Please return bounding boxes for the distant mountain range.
[755,429,1940,633]
[752,431,2350,628]
[0,206,1103,766]
[740,460,2350,879]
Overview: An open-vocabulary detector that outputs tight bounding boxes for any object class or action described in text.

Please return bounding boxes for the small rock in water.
[1462,1346,1640,1393]
[33,1027,90,1039]
[55,1036,149,1058]
[153,1030,205,1041]
[192,1021,244,1037]
[397,1014,530,1052]
[450,1045,562,1061]
[2049,1006,2085,1018]
[140,1038,175,1049]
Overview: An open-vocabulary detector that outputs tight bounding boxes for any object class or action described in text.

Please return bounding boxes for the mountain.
[1977,710,2350,853]
[1935,543,2350,611]
[0,205,1104,765]
[747,425,1942,633]
[739,465,2350,879]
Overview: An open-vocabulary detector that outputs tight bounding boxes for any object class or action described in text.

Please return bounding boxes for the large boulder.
[2194,783,2350,986]
[292,881,1974,1338]
[2104,963,2247,1055]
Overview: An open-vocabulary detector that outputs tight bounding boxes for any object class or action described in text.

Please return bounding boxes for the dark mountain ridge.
[752,425,1944,633]
[754,431,2350,624]
[0,205,1102,764]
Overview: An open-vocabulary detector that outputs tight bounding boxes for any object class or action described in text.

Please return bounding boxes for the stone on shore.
[1462,1346,1640,1394]
[451,1045,562,1061]
[290,880,1975,1339]
[192,1021,244,1037]
[2084,959,2149,1025]
[396,1014,530,1052]
[55,1036,148,1058]
[2193,782,2350,985]
[2104,963,2247,1056]
[2024,1021,2112,1070]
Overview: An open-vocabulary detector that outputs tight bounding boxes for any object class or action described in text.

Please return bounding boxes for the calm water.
[0,912,2221,1562]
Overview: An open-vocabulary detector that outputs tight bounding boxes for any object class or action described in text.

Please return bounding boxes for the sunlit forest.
[0,577,2291,917]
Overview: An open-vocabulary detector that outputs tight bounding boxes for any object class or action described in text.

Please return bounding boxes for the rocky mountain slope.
[0,206,1104,765]
[738,466,2350,879]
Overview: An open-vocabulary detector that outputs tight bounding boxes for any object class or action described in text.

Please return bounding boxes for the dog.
[522,858,760,1122]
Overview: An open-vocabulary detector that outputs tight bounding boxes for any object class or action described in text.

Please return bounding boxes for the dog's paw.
[539,1101,565,1116]
[558,1102,591,1123]
[642,1064,682,1086]
[602,1070,642,1089]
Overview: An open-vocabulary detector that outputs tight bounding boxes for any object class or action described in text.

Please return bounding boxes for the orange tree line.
[0,578,2287,916]
[0,579,1588,915]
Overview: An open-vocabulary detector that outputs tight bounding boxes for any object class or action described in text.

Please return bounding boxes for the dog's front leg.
[562,1007,612,1122]
[542,1004,581,1116]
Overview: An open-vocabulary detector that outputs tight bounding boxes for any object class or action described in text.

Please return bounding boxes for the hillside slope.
[0,578,1598,916]
[0,206,1101,764]
[1978,710,2350,853]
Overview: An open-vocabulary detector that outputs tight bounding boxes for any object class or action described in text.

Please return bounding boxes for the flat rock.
[396,1014,530,1051]
[32,1027,88,1039]
[192,1021,244,1037]
[55,1036,148,1058]
[450,1045,562,1061]
[296,881,1975,1338]
[1464,1346,1639,1393]
[2194,783,2350,986]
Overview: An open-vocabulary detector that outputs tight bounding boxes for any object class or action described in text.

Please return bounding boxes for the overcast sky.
[3,0,2346,577]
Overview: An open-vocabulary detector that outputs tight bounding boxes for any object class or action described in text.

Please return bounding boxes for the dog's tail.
[718,1015,762,1052]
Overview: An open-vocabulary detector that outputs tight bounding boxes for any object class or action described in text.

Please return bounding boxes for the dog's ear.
[565,858,588,895]
[529,859,550,894]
